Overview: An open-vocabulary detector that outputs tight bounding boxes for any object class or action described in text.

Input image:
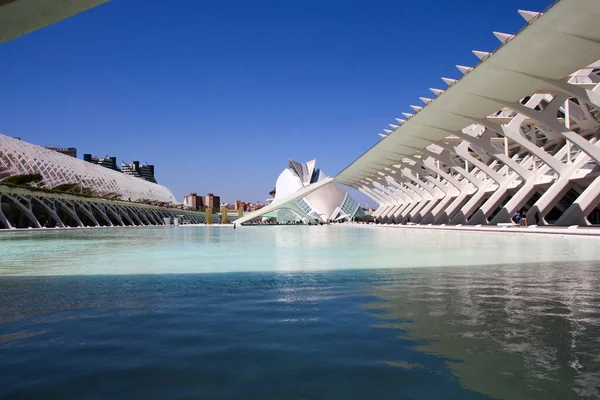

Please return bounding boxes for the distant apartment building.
[205,193,220,210]
[220,202,234,211]
[183,193,204,211]
[83,154,119,171]
[43,146,77,158]
[122,161,157,184]
[139,164,156,183]
[245,203,265,212]
[234,200,245,211]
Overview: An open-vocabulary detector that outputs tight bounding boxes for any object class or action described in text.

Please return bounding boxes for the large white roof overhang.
[334,0,600,187]
[0,0,108,44]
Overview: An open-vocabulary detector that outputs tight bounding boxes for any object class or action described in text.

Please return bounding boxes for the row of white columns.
[359,83,600,226]
[0,194,210,229]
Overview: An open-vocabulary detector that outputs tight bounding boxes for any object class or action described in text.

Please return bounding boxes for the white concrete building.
[334,0,600,227]
[238,160,364,224]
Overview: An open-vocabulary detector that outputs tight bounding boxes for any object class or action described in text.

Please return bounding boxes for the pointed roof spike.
[442,77,457,86]
[383,129,393,134]
[456,65,473,75]
[419,97,432,104]
[472,50,491,60]
[378,133,387,138]
[493,31,515,43]
[395,118,406,124]
[430,88,444,96]
[518,10,542,22]
[410,105,423,112]
[402,112,413,119]
[389,124,399,129]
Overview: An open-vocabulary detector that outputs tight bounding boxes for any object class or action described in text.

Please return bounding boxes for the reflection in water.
[366,262,600,399]
[0,276,157,327]
[3,227,600,398]
[0,272,490,399]
[2,265,600,399]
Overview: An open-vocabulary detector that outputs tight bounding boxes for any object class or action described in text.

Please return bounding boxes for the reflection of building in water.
[365,263,600,399]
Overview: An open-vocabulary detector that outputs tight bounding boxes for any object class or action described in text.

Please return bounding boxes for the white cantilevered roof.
[0,0,108,44]
[334,0,600,187]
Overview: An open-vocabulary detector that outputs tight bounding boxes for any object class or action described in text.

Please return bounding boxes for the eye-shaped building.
[259,159,364,224]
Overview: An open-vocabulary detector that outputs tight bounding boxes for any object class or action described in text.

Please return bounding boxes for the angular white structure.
[335,0,600,226]
[0,0,108,44]
[0,134,177,203]
[236,160,364,225]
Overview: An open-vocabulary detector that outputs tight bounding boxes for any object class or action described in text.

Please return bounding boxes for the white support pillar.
[530,139,600,224]
[4,194,42,228]
[555,174,600,226]
[31,197,65,227]
[56,200,85,227]
[0,195,13,229]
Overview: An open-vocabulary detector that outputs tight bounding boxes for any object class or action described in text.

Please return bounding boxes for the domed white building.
[260,160,364,224]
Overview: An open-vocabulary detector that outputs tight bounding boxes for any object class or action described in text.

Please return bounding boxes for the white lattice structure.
[335,1,600,227]
[0,134,177,203]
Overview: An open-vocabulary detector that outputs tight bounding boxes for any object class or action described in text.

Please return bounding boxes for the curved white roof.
[0,0,108,44]
[335,0,600,187]
[0,134,177,203]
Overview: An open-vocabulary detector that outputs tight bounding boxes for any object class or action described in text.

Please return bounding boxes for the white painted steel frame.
[335,0,600,226]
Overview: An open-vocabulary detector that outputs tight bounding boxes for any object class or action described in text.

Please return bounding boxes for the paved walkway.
[345,222,600,237]
[4,223,600,237]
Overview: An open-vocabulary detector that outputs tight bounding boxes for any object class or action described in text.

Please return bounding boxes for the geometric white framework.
[335,0,600,226]
[0,134,177,203]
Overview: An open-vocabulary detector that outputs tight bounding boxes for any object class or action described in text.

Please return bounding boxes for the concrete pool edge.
[342,223,600,237]
[2,223,600,238]
[0,224,233,234]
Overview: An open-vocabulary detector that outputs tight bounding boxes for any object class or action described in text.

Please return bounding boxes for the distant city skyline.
[0,0,555,205]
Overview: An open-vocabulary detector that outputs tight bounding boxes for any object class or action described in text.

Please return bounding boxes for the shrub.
[53,183,81,192]
[1,173,43,186]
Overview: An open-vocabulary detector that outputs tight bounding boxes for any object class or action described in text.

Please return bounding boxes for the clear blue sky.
[0,0,554,206]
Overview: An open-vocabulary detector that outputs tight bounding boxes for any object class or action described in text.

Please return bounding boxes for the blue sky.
[0,0,554,206]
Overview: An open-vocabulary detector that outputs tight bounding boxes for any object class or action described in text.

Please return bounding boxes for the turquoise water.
[1,225,599,275]
[1,226,600,399]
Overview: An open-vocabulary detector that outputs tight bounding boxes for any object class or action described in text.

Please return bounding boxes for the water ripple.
[366,262,600,399]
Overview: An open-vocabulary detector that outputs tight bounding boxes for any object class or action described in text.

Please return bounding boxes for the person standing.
[521,210,528,226]
[513,211,520,225]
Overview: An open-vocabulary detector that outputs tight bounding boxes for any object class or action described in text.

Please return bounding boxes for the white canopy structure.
[0,134,177,203]
[334,0,600,226]
[236,160,363,225]
[0,0,108,44]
